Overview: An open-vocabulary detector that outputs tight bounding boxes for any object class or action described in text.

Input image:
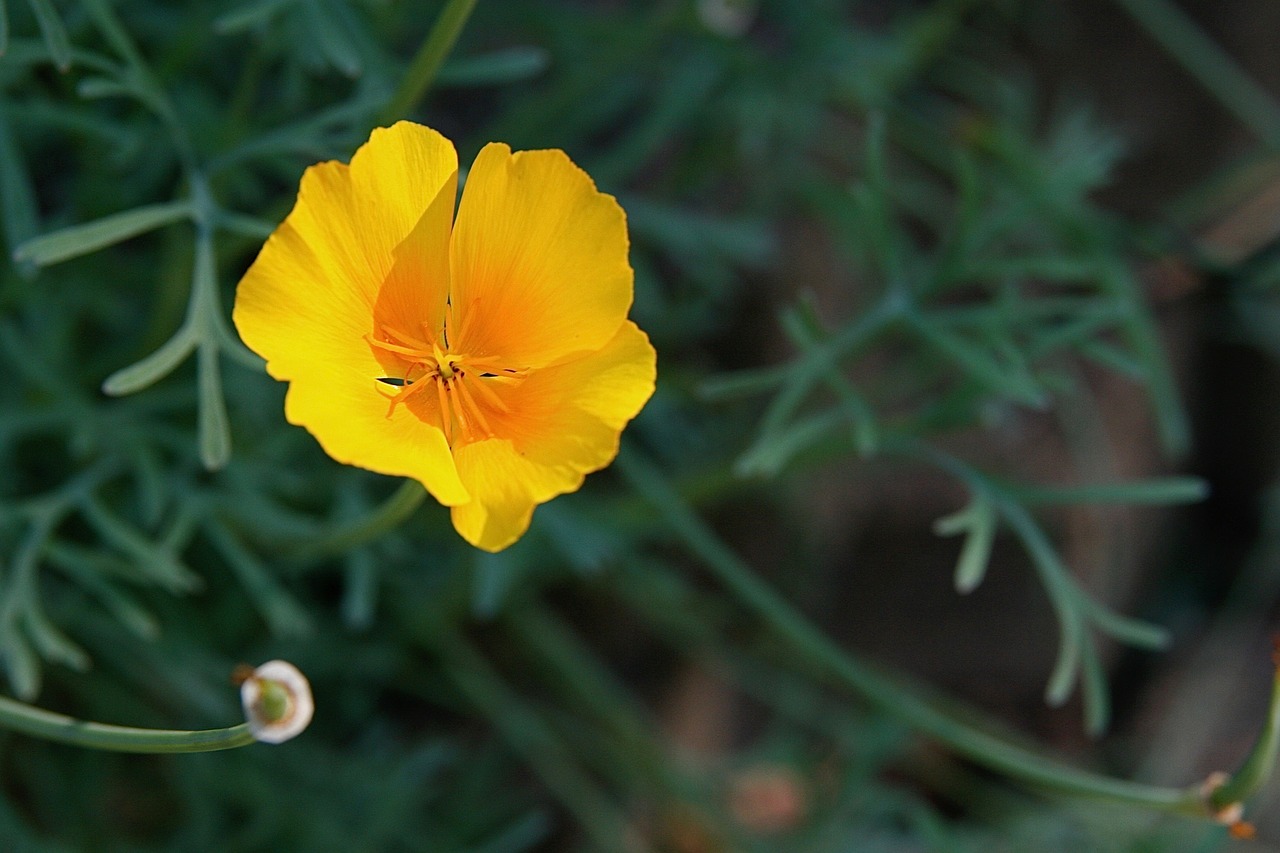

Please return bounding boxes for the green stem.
[292,479,426,558]
[429,626,640,852]
[1110,0,1280,149]
[378,0,478,125]
[81,0,199,171]
[1210,661,1280,809]
[616,446,1208,816]
[0,694,255,752]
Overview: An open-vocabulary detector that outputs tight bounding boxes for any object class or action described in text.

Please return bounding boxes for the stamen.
[435,375,453,445]
[367,318,528,443]
[383,373,430,419]
[454,375,493,436]
[447,378,473,437]
[367,336,431,359]
[466,372,511,413]
[382,323,434,351]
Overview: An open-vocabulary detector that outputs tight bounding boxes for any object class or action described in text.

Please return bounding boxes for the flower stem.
[1209,650,1280,809]
[0,694,255,753]
[379,0,478,125]
[292,479,426,559]
[615,446,1211,816]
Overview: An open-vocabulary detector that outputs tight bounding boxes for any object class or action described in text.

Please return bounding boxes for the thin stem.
[0,694,255,752]
[378,0,478,124]
[1210,655,1280,809]
[80,0,198,171]
[430,626,641,852]
[616,446,1208,816]
[1110,0,1280,149]
[291,479,426,558]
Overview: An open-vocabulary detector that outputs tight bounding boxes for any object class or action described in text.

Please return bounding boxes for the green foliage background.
[3,0,1280,850]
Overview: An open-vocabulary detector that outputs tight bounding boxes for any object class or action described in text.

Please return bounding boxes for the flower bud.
[239,660,313,744]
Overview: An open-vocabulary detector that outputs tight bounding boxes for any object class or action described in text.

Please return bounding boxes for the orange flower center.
[365,313,525,447]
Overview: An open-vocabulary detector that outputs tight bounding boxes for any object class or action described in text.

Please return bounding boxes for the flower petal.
[449,143,633,368]
[450,321,656,551]
[233,122,468,504]
[282,354,468,505]
[372,176,456,374]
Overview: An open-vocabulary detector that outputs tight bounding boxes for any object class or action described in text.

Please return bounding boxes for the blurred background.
[4,0,1280,849]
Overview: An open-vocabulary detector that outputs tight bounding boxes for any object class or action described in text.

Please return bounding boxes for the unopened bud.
[239,660,313,744]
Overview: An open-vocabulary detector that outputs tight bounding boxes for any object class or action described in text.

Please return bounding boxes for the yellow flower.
[233,122,656,552]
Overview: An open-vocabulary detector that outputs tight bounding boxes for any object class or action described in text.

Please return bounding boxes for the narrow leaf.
[736,411,844,478]
[26,0,69,70]
[14,200,192,266]
[102,326,196,396]
[206,523,313,637]
[213,0,299,33]
[303,0,361,78]
[1082,599,1171,650]
[197,342,231,470]
[45,546,159,639]
[81,499,202,594]
[0,625,39,699]
[438,46,549,87]
[0,108,38,277]
[1011,476,1208,507]
[23,609,89,671]
[341,548,377,631]
[1079,632,1112,737]
[471,550,521,619]
[76,75,134,100]
[1044,615,1082,707]
[934,498,997,594]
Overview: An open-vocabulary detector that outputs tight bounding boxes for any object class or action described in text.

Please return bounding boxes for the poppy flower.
[233,122,656,551]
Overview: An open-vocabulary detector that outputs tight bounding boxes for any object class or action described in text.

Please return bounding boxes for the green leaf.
[25,0,70,71]
[14,200,192,266]
[206,523,313,637]
[197,342,231,471]
[303,0,362,78]
[699,364,788,400]
[0,624,39,700]
[1010,476,1208,507]
[76,75,135,100]
[80,500,202,594]
[0,108,38,277]
[23,608,89,671]
[0,0,9,57]
[438,46,549,86]
[736,411,845,478]
[341,548,377,631]
[933,497,996,593]
[912,318,1047,407]
[101,326,197,396]
[44,546,160,639]
[213,0,300,33]
[472,550,522,619]
[1044,614,1082,708]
